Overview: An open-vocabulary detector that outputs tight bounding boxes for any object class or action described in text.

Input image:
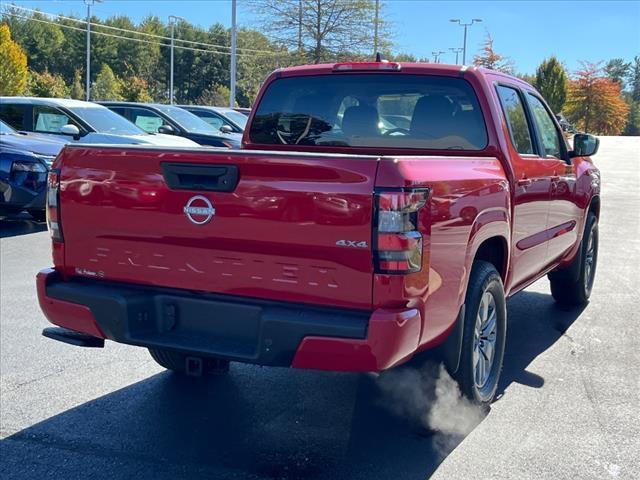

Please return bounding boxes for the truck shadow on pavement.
[0,289,586,480]
[498,290,586,397]
[0,217,47,238]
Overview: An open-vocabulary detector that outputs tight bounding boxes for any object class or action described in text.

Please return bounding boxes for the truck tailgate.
[57,146,378,310]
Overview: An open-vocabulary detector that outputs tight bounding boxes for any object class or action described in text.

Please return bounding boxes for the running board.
[42,327,105,348]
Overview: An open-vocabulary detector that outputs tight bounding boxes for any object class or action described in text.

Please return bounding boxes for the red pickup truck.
[36,62,600,405]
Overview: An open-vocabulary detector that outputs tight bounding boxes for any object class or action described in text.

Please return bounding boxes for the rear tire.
[148,348,230,376]
[455,261,507,406]
[549,212,598,306]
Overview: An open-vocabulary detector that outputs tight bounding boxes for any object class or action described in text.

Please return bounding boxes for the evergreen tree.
[630,56,640,102]
[623,101,640,136]
[70,70,84,99]
[604,58,631,88]
[92,64,122,100]
[534,56,568,113]
[0,24,28,95]
[197,84,232,106]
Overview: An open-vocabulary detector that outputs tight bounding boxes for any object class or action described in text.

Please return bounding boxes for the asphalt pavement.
[1,136,638,480]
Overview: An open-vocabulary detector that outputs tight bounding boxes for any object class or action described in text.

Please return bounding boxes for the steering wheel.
[383,127,410,136]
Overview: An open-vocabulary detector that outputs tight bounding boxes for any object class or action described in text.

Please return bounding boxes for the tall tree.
[629,56,640,102]
[534,56,568,113]
[604,58,631,88]
[27,69,69,97]
[565,61,629,135]
[472,32,514,74]
[254,0,379,64]
[197,84,232,106]
[92,64,122,100]
[0,24,28,95]
[70,70,84,99]
[623,101,640,136]
[121,76,152,102]
[6,11,65,74]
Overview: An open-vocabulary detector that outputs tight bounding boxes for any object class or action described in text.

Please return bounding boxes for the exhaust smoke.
[377,362,486,459]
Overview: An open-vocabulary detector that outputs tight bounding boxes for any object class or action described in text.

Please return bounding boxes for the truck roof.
[273,61,533,89]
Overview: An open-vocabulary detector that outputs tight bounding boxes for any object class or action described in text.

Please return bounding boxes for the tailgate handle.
[161,163,239,192]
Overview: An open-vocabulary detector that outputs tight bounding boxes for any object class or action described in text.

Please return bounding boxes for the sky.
[7,0,640,74]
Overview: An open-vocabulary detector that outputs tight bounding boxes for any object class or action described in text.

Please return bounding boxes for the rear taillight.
[46,169,63,242]
[374,188,429,274]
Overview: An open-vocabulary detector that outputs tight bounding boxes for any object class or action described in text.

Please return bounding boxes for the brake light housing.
[374,188,429,274]
[333,61,401,72]
[46,169,63,242]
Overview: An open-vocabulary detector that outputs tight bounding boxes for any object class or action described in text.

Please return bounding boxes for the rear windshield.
[249,74,487,150]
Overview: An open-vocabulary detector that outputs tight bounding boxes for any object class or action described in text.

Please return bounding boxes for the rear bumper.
[36,268,421,372]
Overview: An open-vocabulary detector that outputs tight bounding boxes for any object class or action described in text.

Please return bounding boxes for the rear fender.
[461,210,510,305]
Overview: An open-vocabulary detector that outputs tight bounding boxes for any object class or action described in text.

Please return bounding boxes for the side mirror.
[60,124,81,139]
[219,124,233,134]
[158,124,176,135]
[571,133,599,157]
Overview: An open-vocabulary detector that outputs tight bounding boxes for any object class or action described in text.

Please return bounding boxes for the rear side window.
[496,85,534,155]
[0,104,27,130]
[250,74,487,150]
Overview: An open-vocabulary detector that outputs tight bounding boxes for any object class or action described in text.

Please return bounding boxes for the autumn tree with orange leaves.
[473,32,514,74]
[565,61,629,135]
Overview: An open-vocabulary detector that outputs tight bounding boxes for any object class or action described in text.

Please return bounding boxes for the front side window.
[129,108,166,133]
[496,86,534,155]
[155,105,216,134]
[526,93,563,159]
[33,106,77,133]
[249,74,488,150]
[193,111,225,131]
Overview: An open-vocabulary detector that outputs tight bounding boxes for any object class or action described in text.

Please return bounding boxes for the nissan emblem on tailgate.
[183,195,215,225]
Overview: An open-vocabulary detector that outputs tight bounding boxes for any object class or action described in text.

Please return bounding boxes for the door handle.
[161,163,239,192]
[517,178,532,187]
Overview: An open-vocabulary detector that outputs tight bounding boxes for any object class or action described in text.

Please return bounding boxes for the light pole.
[449,47,464,65]
[432,50,446,64]
[449,18,482,65]
[84,0,102,101]
[229,0,237,108]
[168,15,185,104]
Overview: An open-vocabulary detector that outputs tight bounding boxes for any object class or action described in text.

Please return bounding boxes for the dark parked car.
[555,113,577,134]
[0,120,64,221]
[99,102,242,148]
[180,105,248,133]
[0,145,50,221]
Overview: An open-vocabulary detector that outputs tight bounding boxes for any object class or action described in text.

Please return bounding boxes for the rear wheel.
[455,261,507,406]
[549,212,598,306]
[148,348,230,376]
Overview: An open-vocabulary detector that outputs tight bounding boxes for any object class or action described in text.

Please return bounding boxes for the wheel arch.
[589,194,601,219]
